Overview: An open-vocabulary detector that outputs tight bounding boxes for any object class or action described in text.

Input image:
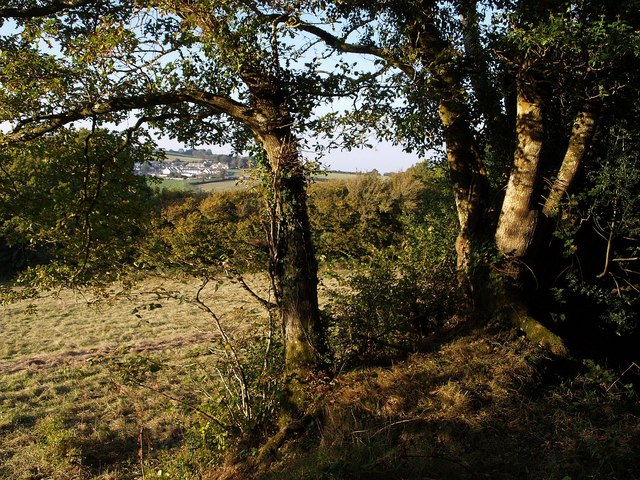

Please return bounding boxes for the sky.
[156,136,423,173]
[308,142,422,173]
[1,13,426,174]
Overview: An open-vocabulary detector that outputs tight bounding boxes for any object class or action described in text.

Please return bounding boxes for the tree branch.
[542,102,600,217]
[0,89,257,146]
[292,21,417,79]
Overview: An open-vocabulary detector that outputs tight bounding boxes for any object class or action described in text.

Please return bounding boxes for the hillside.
[215,324,640,480]
[163,149,253,169]
[1,274,639,480]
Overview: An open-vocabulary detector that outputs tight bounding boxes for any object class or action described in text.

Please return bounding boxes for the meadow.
[152,171,361,193]
[0,273,279,479]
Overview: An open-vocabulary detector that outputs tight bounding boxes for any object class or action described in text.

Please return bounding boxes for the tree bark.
[243,79,325,417]
[542,102,599,217]
[495,68,544,262]
[412,17,490,301]
[458,0,509,148]
[390,1,489,300]
[259,132,324,376]
[438,89,488,298]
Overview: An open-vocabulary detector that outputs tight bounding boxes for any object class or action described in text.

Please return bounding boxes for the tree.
[286,0,640,348]
[0,1,328,381]
[0,127,154,284]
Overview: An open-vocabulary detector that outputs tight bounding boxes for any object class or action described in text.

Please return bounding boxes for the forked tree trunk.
[489,68,568,354]
[398,4,569,354]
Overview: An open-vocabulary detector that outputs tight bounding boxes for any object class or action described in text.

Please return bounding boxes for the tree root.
[209,413,318,480]
[504,297,568,357]
[255,413,315,467]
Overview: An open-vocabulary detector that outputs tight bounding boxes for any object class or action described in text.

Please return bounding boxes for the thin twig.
[606,362,640,393]
[371,418,423,437]
[122,379,229,429]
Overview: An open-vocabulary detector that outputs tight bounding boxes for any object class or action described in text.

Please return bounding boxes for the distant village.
[133,159,230,179]
[133,149,252,180]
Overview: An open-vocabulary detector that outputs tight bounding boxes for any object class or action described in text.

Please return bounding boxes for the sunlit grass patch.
[264,329,640,480]
[0,274,272,479]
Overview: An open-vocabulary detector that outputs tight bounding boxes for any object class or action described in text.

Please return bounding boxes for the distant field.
[311,171,360,182]
[150,170,360,193]
[162,152,193,161]
[150,176,255,193]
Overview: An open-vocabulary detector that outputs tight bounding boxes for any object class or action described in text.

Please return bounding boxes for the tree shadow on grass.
[264,328,640,480]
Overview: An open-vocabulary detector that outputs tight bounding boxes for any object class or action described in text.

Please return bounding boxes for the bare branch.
[225,267,277,310]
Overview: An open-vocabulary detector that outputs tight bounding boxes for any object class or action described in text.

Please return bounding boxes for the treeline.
[138,163,461,363]
[139,161,640,364]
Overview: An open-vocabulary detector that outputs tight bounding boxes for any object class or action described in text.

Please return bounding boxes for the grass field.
[150,171,360,194]
[150,176,254,193]
[5,268,636,480]
[0,273,276,479]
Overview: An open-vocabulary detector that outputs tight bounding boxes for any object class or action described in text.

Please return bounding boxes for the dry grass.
[1,274,271,372]
[263,327,640,480]
[0,273,273,479]
[3,275,639,480]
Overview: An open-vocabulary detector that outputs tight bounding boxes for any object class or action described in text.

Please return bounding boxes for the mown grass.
[0,274,273,479]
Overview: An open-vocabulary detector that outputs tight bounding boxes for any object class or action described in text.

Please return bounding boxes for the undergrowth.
[261,327,640,480]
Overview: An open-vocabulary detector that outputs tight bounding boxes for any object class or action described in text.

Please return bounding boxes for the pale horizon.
[157,137,426,174]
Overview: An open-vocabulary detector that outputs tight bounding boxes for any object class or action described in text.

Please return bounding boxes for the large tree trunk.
[495,68,544,263]
[239,64,325,383]
[438,91,488,300]
[257,129,326,420]
[489,67,568,354]
[408,11,490,303]
[260,132,324,376]
[174,5,325,378]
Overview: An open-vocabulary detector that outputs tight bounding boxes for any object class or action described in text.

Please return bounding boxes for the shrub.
[323,163,461,366]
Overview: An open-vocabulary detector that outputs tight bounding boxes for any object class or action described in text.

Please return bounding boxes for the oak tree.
[290,0,640,347]
[0,0,328,378]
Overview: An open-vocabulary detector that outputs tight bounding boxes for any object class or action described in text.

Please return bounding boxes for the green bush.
[0,128,155,286]
[323,163,461,366]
